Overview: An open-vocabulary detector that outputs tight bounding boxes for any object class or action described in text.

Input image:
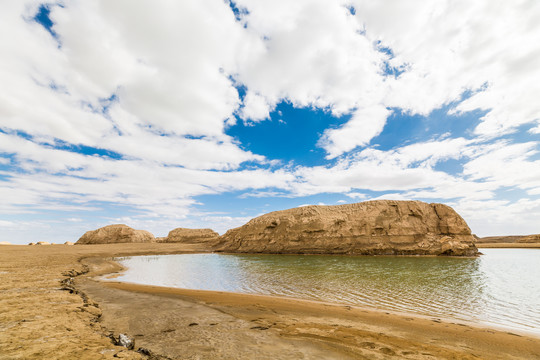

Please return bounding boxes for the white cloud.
[238,190,289,199]
[346,192,367,199]
[0,0,264,172]
[318,105,391,159]
[0,132,294,219]
[291,137,474,197]
[234,0,388,151]
[239,91,273,122]
[454,198,540,237]
[349,0,540,138]
[0,220,15,227]
[462,141,540,191]
[231,0,540,157]
[529,124,540,134]
[1,0,540,242]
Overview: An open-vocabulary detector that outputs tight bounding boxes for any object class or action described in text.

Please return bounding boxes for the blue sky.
[1,1,540,244]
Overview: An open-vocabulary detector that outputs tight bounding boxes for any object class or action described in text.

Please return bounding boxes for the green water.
[114,249,540,335]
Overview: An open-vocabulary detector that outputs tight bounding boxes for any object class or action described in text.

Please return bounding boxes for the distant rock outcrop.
[64,241,75,245]
[477,234,540,243]
[521,234,540,243]
[215,200,478,256]
[0,241,12,245]
[76,224,155,245]
[162,228,219,244]
[36,241,51,245]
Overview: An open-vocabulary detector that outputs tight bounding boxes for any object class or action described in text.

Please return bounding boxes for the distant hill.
[476,234,540,243]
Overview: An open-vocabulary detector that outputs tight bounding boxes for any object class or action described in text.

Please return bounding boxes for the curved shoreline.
[1,243,540,359]
[106,252,538,338]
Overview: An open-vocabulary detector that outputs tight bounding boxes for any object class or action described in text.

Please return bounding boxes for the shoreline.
[107,254,540,338]
[99,278,540,339]
[1,244,540,359]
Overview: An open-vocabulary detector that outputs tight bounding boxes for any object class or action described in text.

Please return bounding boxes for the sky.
[1,0,540,244]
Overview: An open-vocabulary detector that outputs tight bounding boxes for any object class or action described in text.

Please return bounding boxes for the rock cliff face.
[76,224,155,245]
[161,228,219,244]
[215,200,478,256]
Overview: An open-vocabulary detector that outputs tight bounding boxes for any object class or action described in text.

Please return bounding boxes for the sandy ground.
[1,244,539,359]
[477,243,540,248]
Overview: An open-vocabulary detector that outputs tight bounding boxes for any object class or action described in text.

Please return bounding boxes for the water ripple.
[113,249,540,335]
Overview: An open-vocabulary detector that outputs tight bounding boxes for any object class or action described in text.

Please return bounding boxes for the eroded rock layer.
[76,224,155,244]
[162,228,219,244]
[215,200,478,256]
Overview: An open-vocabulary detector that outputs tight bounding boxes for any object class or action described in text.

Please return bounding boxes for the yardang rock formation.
[162,228,219,244]
[76,224,155,244]
[215,200,478,256]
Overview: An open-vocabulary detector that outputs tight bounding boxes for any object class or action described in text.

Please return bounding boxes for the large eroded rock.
[215,200,478,256]
[76,224,155,245]
[162,228,219,244]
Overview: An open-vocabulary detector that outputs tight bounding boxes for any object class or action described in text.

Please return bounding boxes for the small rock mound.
[215,200,478,256]
[76,224,155,245]
[0,241,12,245]
[64,241,75,245]
[36,241,51,245]
[162,228,219,244]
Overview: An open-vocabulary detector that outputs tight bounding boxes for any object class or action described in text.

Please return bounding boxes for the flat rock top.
[76,224,155,245]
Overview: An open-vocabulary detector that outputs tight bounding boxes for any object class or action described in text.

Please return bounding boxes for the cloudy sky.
[1,0,540,244]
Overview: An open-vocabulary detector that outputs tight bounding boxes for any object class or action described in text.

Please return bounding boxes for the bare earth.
[477,243,540,248]
[1,244,539,359]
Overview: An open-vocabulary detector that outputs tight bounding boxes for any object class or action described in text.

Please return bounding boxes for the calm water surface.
[113,249,540,335]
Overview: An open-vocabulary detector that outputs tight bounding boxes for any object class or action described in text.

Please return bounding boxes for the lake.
[112,249,540,335]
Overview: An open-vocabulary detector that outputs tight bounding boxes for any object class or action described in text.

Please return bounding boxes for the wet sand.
[1,244,539,359]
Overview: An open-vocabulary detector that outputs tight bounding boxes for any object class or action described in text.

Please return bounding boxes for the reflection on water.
[113,249,540,334]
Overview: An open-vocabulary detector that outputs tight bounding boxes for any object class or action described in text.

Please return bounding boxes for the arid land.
[1,244,539,359]
[476,243,540,248]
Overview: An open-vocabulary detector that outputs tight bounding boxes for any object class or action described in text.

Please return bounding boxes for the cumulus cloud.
[350,0,540,138]
[318,106,391,159]
[1,0,540,242]
[238,91,273,122]
[233,0,388,146]
[462,141,540,192]
[0,0,263,170]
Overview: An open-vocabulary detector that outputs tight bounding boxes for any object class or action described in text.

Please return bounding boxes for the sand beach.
[1,244,539,359]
